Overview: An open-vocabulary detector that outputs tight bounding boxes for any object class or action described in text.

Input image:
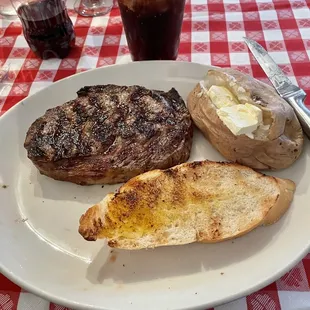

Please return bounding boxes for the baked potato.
[187,68,304,170]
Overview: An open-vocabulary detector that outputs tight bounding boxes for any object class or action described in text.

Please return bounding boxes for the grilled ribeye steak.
[24,84,193,185]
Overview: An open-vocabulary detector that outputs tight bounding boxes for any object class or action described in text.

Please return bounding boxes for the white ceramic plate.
[0,61,309,310]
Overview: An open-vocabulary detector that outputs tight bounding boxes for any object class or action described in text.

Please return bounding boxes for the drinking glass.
[74,0,113,16]
[117,0,186,61]
[11,0,76,59]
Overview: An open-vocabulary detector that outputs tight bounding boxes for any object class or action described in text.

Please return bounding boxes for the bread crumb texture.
[79,160,294,249]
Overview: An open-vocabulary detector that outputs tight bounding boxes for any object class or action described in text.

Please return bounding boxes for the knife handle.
[286,93,310,139]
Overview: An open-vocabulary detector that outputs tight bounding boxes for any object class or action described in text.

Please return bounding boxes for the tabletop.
[1,0,310,309]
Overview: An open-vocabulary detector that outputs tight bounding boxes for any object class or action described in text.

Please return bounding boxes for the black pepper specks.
[24,85,192,176]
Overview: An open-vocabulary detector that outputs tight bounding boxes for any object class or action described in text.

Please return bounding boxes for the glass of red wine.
[74,0,113,16]
[11,0,76,60]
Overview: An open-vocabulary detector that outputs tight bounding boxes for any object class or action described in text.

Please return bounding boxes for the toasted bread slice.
[79,161,295,250]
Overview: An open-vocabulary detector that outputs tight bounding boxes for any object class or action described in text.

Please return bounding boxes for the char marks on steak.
[24,84,193,185]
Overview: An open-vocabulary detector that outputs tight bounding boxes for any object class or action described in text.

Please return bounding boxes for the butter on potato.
[207,85,238,108]
[217,103,262,139]
[205,85,263,139]
[187,68,304,170]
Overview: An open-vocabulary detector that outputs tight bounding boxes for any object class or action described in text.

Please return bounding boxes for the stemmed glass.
[0,0,16,16]
[74,0,113,16]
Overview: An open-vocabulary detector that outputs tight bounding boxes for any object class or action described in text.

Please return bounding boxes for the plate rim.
[0,60,210,122]
[0,60,309,310]
[2,245,310,310]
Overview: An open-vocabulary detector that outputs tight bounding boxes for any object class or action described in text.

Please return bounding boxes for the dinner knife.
[243,37,310,139]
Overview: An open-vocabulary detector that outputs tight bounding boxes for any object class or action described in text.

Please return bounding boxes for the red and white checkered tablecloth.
[1,0,310,309]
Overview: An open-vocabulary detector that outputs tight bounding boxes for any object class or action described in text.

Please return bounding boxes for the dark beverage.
[17,0,75,60]
[118,0,185,61]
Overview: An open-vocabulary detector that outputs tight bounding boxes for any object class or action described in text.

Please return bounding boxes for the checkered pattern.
[1,0,310,308]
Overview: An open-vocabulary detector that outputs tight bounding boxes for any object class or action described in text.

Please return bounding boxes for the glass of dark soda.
[117,0,186,61]
[11,0,75,60]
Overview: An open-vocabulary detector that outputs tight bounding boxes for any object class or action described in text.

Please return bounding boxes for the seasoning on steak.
[24,84,193,185]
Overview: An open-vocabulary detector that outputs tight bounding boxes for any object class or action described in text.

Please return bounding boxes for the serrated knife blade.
[243,37,310,139]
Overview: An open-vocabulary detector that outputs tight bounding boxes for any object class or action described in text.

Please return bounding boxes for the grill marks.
[24,84,192,165]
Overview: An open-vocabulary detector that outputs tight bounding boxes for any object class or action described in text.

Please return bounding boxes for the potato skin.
[187,68,304,170]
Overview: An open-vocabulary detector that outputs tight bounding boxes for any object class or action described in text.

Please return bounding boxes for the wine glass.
[74,0,113,16]
[0,0,16,16]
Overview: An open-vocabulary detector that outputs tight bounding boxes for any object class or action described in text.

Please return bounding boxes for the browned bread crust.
[79,160,295,249]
